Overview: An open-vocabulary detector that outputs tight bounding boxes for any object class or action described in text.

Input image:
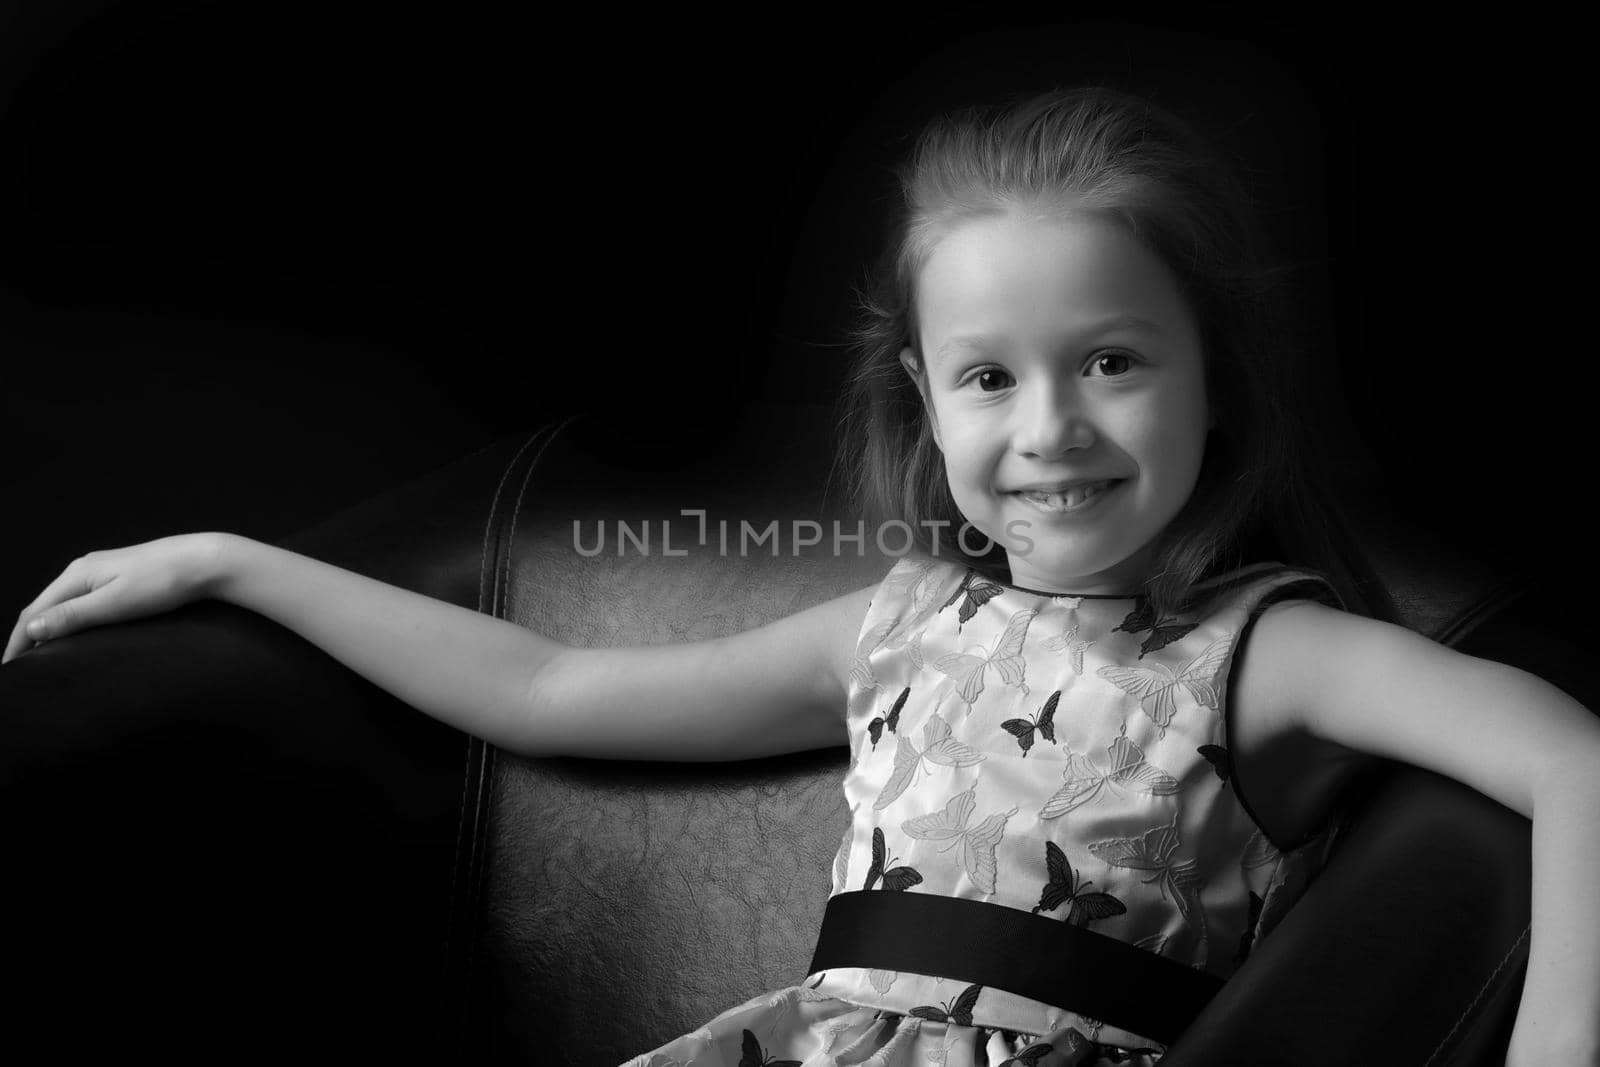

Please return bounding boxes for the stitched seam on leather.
[449,428,547,929]
[444,738,475,979]
[1423,922,1531,1067]
[464,746,497,993]
[503,414,580,585]
[460,417,578,993]
[441,426,555,998]
[478,426,555,617]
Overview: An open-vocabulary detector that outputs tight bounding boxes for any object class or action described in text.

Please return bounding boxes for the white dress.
[625,556,1346,1067]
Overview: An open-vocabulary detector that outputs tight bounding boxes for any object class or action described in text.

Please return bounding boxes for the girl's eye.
[1089,351,1136,377]
[973,368,1014,392]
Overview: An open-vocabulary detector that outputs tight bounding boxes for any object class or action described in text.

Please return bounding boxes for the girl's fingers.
[3,614,44,665]
[3,538,203,666]
[2,560,96,666]
[1,619,29,664]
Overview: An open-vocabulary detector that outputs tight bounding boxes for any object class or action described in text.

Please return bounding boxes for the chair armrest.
[1161,763,1530,1066]
[0,427,551,1062]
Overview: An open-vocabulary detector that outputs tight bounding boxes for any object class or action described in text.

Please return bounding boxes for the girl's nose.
[1013,385,1096,459]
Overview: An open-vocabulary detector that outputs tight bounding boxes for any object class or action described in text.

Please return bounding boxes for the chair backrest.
[458,407,890,1061]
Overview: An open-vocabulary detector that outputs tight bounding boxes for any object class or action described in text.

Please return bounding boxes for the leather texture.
[0,403,1582,1066]
[462,407,885,1060]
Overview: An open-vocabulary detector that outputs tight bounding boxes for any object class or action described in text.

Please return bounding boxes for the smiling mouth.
[1009,480,1123,511]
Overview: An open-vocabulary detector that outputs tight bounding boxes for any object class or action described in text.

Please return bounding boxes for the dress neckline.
[998,578,1141,600]
[911,557,1143,600]
[961,558,1299,602]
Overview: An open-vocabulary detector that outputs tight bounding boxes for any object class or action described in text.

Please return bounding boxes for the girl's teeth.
[1022,482,1109,508]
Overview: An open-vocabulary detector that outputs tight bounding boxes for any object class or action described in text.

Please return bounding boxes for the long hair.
[833,86,1395,623]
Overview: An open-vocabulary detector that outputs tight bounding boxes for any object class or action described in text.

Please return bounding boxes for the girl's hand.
[2,532,229,666]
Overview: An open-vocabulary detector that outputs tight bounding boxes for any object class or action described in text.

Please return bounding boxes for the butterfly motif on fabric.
[763,986,838,1038]
[934,607,1037,710]
[631,1054,689,1067]
[1197,743,1232,786]
[1113,597,1199,658]
[853,563,952,690]
[883,556,949,617]
[849,617,899,691]
[1241,827,1281,871]
[1001,690,1060,757]
[883,567,949,654]
[862,826,924,891]
[996,1042,1057,1067]
[1088,818,1206,938]
[833,826,852,891]
[997,1042,1059,1067]
[1039,732,1179,818]
[868,686,911,750]
[909,983,983,1025]
[867,968,897,994]
[904,628,927,671]
[884,618,932,660]
[1032,840,1127,926]
[939,568,1005,630]
[1232,889,1266,967]
[874,712,987,810]
[1042,622,1092,675]
[1096,633,1234,737]
[738,1029,801,1067]
[924,1033,959,1066]
[901,785,1017,895]
[1134,931,1173,956]
[1075,1014,1109,1042]
[819,1017,855,1054]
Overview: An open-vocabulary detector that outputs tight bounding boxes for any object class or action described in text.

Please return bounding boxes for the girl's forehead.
[914,212,1198,349]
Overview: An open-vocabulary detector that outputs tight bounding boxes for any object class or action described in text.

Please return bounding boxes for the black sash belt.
[807,891,1222,1045]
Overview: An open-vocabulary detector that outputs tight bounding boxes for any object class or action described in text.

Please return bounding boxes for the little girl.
[5,88,1597,1066]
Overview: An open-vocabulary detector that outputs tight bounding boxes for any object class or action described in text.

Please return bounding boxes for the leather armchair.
[1,404,1569,1065]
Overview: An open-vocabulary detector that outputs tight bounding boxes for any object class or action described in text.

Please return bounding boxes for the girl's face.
[903,209,1210,595]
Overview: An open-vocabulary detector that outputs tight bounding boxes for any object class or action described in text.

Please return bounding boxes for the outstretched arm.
[211,534,873,762]
[1245,601,1600,1067]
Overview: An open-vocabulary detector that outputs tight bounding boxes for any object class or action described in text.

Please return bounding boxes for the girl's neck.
[1000,543,1158,598]
[998,575,1140,599]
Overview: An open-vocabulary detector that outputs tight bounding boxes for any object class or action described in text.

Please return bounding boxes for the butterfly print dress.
[625,556,1347,1067]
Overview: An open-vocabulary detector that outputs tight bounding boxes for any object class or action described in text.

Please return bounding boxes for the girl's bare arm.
[527,582,875,761]
[212,534,874,761]
[1239,601,1600,1065]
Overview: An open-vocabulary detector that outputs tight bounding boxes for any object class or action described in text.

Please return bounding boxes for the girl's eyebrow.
[934,317,1165,364]
[933,337,992,364]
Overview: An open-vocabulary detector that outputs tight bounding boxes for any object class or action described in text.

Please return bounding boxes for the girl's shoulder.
[1189,561,1346,625]
[1216,568,1392,844]
[1198,559,1338,598]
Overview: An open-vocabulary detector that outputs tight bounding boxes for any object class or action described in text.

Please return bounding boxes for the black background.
[0,3,1582,622]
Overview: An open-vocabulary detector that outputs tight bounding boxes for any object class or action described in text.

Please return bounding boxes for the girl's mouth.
[1010,480,1122,514]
